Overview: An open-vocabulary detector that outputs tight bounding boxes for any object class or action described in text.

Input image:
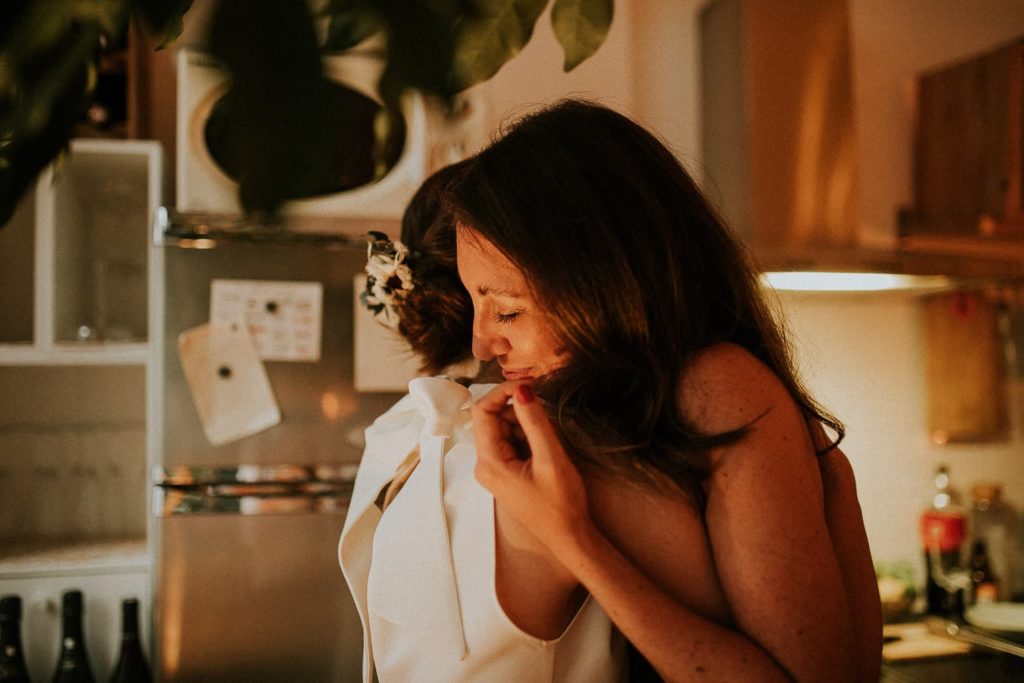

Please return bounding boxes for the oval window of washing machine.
[202,81,407,200]
[177,49,429,221]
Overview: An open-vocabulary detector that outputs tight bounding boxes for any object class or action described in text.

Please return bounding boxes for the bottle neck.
[62,612,85,645]
[0,619,22,647]
[121,602,140,639]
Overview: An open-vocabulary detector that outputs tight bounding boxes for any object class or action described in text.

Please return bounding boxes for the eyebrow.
[477,284,524,298]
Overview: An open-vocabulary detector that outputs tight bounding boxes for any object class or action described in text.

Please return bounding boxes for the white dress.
[339,377,626,683]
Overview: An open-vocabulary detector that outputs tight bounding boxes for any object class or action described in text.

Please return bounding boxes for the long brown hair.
[447,99,843,494]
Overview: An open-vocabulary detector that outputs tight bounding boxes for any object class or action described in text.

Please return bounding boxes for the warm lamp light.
[762,271,951,293]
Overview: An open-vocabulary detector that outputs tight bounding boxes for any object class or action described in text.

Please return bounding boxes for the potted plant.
[0,0,614,226]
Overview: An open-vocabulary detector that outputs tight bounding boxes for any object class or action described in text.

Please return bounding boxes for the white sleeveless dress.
[339,377,626,683]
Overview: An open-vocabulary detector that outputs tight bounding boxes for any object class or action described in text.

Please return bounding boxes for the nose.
[471,315,510,361]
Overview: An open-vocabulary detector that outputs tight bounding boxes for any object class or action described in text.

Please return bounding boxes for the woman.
[447,99,881,681]
[341,161,628,683]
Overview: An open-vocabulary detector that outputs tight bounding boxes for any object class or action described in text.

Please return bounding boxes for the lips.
[500,367,532,380]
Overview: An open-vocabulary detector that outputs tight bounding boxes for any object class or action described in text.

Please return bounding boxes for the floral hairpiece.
[362,230,415,329]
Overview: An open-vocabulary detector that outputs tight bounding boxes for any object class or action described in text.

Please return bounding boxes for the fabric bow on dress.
[339,376,473,683]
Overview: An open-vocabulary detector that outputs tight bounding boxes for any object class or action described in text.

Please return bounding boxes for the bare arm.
[689,345,858,681]
[472,346,870,682]
[814,438,884,681]
[556,516,795,681]
[473,382,794,681]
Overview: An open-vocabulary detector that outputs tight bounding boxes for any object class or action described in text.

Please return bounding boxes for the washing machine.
[176,48,433,222]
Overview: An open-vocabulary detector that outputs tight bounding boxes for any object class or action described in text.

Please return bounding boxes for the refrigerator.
[151,233,404,682]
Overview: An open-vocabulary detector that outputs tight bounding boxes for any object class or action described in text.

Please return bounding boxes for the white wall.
[474,1,707,171]
[777,290,1024,585]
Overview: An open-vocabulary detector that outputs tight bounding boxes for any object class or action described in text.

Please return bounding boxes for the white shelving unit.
[0,139,162,682]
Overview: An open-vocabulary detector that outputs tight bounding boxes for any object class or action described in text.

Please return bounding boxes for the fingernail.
[516,384,535,404]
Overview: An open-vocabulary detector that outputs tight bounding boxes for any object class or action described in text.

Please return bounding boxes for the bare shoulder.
[678,342,796,437]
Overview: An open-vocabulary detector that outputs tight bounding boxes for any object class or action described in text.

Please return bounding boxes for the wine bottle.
[51,591,94,683]
[0,595,31,683]
[108,599,150,683]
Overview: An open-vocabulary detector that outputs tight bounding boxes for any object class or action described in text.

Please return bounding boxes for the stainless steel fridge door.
[154,510,360,682]
[161,242,402,470]
[156,237,402,681]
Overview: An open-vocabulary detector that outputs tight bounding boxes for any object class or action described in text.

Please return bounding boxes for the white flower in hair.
[361,231,416,329]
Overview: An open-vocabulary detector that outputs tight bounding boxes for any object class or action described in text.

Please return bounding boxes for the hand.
[472,381,594,562]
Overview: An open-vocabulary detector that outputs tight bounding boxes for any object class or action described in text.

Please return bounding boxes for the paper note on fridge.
[209,279,323,362]
[178,322,281,445]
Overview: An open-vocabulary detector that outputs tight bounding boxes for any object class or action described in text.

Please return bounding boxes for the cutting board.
[883,622,974,661]
[923,291,1006,443]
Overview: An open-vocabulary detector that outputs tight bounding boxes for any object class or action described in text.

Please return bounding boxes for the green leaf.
[319,0,362,14]
[0,0,130,227]
[370,0,462,100]
[551,0,612,72]
[129,0,194,49]
[451,0,550,91]
[322,7,384,53]
[207,0,344,218]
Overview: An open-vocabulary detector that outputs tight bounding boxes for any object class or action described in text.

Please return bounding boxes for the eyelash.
[493,310,522,324]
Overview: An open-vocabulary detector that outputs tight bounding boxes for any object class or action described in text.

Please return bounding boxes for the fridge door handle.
[153,464,357,516]
[155,463,358,486]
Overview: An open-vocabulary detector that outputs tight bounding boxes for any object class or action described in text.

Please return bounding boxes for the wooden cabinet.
[913,37,1023,238]
[904,36,1024,273]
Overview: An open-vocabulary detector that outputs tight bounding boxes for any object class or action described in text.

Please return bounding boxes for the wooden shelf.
[0,342,149,365]
[901,235,1024,280]
[902,234,1024,263]
[0,537,149,579]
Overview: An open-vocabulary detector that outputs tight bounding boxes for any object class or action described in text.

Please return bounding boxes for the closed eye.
[494,310,522,324]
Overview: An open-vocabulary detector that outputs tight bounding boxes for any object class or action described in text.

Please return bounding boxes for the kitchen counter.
[881,617,1024,682]
[881,652,1024,682]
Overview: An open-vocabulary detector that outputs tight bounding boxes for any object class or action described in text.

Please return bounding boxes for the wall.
[777,290,1024,588]
[473,0,706,170]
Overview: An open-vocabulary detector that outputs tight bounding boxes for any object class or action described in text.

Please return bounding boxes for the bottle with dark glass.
[108,599,149,683]
[0,595,31,683]
[51,591,93,683]
[970,482,1016,600]
[919,465,968,616]
[970,539,999,604]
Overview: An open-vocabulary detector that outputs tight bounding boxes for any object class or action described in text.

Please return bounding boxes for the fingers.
[473,381,571,473]
[473,381,518,416]
[509,384,567,471]
[472,382,525,468]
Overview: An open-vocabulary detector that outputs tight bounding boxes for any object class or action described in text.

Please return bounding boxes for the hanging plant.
[0,0,614,226]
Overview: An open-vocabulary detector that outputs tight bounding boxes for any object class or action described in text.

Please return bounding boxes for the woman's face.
[456,227,567,380]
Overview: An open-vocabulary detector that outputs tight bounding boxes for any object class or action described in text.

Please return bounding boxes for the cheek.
[529,322,568,367]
